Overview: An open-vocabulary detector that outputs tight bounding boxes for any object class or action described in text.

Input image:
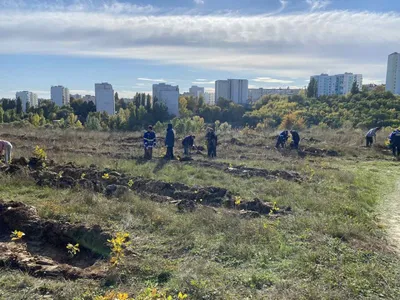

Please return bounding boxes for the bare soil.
[0,201,110,279]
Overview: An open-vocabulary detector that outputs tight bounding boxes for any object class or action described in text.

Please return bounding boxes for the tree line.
[0,88,399,131]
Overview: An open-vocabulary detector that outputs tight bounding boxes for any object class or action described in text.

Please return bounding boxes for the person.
[389,129,400,158]
[276,131,289,149]
[143,125,156,160]
[365,127,382,147]
[206,128,218,158]
[290,130,300,149]
[182,135,195,156]
[0,140,13,165]
[165,123,175,159]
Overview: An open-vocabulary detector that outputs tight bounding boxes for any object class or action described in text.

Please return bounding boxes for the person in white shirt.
[365,127,381,147]
[0,140,13,165]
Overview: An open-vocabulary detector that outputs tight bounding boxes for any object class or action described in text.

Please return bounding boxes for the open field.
[0,125,400,299]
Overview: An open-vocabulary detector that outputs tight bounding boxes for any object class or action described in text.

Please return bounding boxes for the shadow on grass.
[153,158,170,173]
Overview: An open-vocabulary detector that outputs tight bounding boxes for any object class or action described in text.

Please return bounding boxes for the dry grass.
[0,125,399,299]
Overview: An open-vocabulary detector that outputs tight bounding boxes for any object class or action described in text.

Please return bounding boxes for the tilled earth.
[0,201,110,279]
[4,157,292,217]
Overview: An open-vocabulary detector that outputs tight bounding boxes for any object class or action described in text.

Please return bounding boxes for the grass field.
[0,125,399,300]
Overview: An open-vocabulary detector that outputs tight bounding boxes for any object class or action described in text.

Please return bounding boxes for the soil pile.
[4,157,291,217]
[0,201,110,279]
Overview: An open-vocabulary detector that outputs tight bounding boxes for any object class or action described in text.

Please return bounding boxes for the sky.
[0,0,400,99]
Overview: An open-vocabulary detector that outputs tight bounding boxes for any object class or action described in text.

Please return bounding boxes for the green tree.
[307,78,318,98]
[86,114,102,130]
[0,107,4,123]
[16,97,23,115]
[30,114,40,127]
[351,81,360,94]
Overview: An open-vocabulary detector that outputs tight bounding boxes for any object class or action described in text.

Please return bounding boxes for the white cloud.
[192,81,215,85]
[0,7,396,82]
[195,79,208,81]
[193,0,204,4]
[306,0,330,11]
[363,78,384,85]
[137,78,166,82]
[252,77,294,84]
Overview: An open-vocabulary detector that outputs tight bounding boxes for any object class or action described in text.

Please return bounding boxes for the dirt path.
[383,180,400,253]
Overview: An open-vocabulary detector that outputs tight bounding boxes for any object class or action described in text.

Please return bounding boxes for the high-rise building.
[51,86,70,107]
[152,83,179,116]
[215,79,248,104]
[229,79,249,104]
[311,73,363,97]
[189,86,205,98]
[15,91,38,112]
[203,92,215,105]
[95,83,115,115]
[386,52,400,95]
[248,88,302,101]
[215,80,229,102]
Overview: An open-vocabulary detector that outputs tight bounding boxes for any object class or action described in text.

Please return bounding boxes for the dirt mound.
[178,160,302,182]
[0,201,110,279]
[4,157,291,217]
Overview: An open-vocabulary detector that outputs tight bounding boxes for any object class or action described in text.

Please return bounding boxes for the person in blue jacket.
[143,125,156,160]
[389,129,400,157]
[276,130,289,148]
[165,123,175,159]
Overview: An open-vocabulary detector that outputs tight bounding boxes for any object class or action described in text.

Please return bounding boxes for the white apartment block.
[386,52,400,95]
[311,73,363,97]
[215,80,230,101]
[51,86,70,107]
[189,86,205,98]
[215,79,248,104]
[153,83,179,116]
[248,88,302,101]
[15,91,38,112]
[95,83,115,115]
[203,92,215,105]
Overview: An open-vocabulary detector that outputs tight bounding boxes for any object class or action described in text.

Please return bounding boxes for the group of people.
[143,124,218,160]
[367,127,400,157]
[275,130,301,149]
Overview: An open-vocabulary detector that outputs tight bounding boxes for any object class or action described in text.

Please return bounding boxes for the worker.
[165,123,175,159]
[182,135,195,156]
[365,127,382,147]
[290,130,300,149]
[0,140,13,165]
[206,128,218,158]
[389,129,400,158]
[143,125,156,160]
[276,131,289,149]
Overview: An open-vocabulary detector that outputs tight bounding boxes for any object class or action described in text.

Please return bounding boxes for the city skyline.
[0,0,398,99]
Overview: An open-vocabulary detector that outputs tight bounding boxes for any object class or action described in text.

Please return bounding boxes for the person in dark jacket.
[389,129,400,157]
[276,131,289,148]
[182,135,195,156]
[206,128,218,158]
[165,123,175,159]
[143,125,156,160]
[290,130,300,149]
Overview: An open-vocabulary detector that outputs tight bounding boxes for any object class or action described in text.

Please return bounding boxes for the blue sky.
[0,0,400,98]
